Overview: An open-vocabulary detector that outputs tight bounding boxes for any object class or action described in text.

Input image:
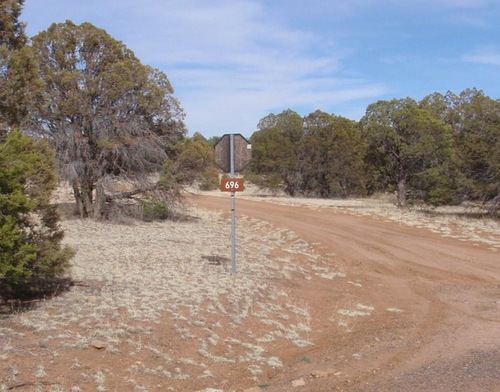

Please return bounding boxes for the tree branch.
[104,183,161,202]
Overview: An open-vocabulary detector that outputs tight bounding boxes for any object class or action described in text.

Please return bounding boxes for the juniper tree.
[250,109,304,195]
[421,89,500,213]
[28,21,186,218]
[361,98,457,207]
[0,129,74,300]
[0,0,40,130]
[301,110,367,198]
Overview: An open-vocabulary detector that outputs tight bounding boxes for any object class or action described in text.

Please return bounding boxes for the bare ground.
[1,187,499,392]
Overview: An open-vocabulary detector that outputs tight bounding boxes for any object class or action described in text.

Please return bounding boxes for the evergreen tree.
[0,0,41,130]
[452,90,500,211]
[250,110,303,195]
[28,21,186,218]
[0,129,74,301]
[361,98,457,207]
[421,89,500,213]
[301,111,366,197]
[165,132,219,191]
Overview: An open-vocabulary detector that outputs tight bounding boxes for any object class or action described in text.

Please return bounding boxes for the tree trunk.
[397,179,407,208]
[81,186,93,218]
[93,180,106,219]
[72,183,85,218]
[74,179,94,218]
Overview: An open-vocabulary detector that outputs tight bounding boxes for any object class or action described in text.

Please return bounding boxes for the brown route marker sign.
[214,134,252,173]
[221,178,245,192]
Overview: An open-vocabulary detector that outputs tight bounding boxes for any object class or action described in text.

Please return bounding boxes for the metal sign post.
[214,134,252,275]
[230,134,236,274]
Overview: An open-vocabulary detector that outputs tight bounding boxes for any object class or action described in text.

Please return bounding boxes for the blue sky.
[21,0,500,138]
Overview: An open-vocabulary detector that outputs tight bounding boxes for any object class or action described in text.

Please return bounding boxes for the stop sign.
[214,134,252,173]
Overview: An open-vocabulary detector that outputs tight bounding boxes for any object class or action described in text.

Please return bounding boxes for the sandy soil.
[1,187,499,391]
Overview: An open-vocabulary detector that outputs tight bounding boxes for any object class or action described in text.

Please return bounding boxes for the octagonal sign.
[214,134,252,173]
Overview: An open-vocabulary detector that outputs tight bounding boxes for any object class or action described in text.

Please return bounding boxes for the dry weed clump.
[0,204,347,391]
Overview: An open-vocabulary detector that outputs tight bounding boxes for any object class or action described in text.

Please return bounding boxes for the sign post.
[230,134,236,274]
[214,134,252,274]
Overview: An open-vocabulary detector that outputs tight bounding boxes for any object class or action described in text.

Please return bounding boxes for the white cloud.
[422,0,488,7]
[24,0,499,137]
[463,47,500,66]
[105,0,376,135]
[24,0,375,136]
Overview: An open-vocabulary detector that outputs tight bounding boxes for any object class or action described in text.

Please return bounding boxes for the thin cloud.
[463,48,500,66]
[112,1,373,134]
[20,0,500,137]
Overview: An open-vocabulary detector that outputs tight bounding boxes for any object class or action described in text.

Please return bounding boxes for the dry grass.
[1,188,345,391]
[1,185,498,391]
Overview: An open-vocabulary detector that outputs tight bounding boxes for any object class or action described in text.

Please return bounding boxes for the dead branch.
[6,381,60,390]
[104,183,160,202]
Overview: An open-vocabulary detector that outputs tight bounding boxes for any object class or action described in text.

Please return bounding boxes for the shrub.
[141,199,171,221]
[198,168,220,191]
[0,129,74,301]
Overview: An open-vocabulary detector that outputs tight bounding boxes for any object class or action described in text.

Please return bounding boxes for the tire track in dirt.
[190,194,500,391]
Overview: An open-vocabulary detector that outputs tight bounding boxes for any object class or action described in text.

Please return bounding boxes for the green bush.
[141,199,171,221]
[0,129,74,301]
[198,168,220,191]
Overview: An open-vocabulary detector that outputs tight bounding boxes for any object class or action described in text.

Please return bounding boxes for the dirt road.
[191,194,500,392]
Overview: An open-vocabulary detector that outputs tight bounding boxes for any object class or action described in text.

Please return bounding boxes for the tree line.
[248,90,500,213]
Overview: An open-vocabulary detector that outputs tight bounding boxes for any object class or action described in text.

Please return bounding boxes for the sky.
[20,0,500,139]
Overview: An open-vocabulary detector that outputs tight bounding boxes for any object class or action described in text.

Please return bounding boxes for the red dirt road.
[191,194,500,392]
